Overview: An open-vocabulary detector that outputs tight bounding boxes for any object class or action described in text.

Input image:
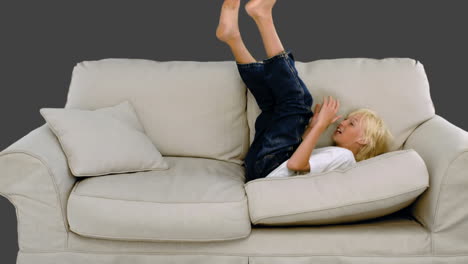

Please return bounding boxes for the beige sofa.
[1,56,467,264]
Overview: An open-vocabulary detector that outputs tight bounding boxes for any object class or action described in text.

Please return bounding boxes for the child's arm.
[288,122,327,172]
[289,96,341,172]
[301,124,313,141]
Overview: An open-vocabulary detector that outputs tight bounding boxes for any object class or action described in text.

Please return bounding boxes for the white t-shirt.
[265,146,356,178]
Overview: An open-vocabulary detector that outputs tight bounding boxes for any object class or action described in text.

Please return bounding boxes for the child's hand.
[316,96,342,130]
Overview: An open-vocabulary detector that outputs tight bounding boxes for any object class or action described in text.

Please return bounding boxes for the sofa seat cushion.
[245,149,429,226]
[67,156,251,242]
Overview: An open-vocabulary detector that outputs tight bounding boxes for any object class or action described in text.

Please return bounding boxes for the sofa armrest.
[403,115,468,254]
[0,124,76,251]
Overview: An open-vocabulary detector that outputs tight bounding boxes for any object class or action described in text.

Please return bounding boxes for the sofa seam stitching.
[70,192,248,204]
[68,226,251,242]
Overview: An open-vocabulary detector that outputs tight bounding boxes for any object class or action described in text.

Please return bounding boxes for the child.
[216,0,393,182]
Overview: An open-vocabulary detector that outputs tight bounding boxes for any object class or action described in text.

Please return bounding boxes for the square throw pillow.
[40,100,169,177]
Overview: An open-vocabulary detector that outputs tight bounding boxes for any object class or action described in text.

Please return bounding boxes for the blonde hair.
[347,108,394,162]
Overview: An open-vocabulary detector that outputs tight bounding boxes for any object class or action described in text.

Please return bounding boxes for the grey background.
[1,0,467,262]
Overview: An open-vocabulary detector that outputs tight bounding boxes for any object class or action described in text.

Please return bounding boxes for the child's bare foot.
[245,0,277,20]
[216,0,241,43]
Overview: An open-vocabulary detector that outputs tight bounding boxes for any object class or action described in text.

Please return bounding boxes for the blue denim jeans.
[237,49,314,182]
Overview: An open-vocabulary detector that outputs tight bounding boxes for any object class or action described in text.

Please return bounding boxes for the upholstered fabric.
[1,57,467,263]
[40,100,169,177]
[245,149,429,225]
[0,124,74,251]
[64,59,249,166]
[247,57,435,151]
[17,253,468,264]
[67,156,250,241]
[66,213,429,256]
[403,115,468,254]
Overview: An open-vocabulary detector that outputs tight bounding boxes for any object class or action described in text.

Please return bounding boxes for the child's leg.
[216,0,275,114]
[246,0,313,116]
[264,50,314,116]
[245,0,284,60]
[242,1,315,181]
[216,0,256,64]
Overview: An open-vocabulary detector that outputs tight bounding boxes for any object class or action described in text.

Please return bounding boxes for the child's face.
[331,114,366,151]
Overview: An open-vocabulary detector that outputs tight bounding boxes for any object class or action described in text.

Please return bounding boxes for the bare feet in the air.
[245,0,277,20]
[216,0,242,43]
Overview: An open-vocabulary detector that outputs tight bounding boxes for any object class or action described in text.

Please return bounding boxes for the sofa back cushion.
[64,59,249,165]
[246,57,435,151]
